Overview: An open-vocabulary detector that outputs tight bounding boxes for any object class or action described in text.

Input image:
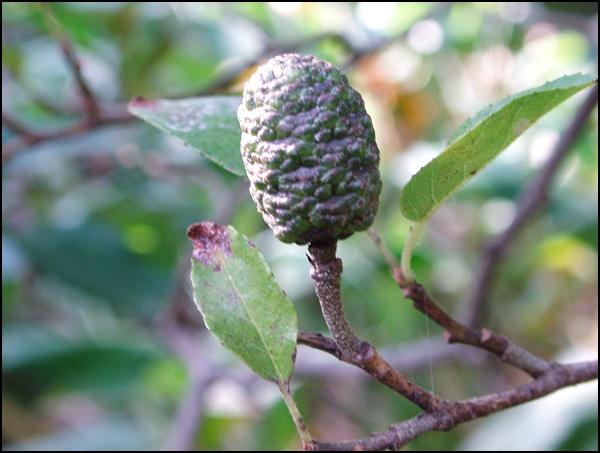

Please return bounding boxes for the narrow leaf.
[128,96,245,176]
[187,222,297,381]
[400,73,598,222]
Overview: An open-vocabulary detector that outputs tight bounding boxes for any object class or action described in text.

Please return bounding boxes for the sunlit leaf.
[188,222,297,381]
[128,96,244,176]
[400,73,598,222]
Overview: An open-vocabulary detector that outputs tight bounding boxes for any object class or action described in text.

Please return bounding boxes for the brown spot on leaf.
[187,222,232,270]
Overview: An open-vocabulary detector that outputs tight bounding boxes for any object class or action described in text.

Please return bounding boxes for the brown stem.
[2,106,132,163]
[308,242,361,358]
[297,332,485,375]
[307,242,441,412]
[311,360,597,451]
[400,282,550,377]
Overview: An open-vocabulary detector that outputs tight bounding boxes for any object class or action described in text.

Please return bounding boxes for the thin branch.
[1,113,33,136]
[2,4,134,164]
[40,3,100,124]
[399,281,551,378]
[297,332,486,380]
[367,234,552,377]
[2,106,133,163]
[466,84,599,327]
[311,360,598,451]
[298,332,343,360]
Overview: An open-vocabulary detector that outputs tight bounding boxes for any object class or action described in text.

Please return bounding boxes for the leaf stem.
[400,220,427,284]
[277,378,314,450]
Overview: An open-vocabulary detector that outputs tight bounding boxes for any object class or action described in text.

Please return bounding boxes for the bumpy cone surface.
[238,53,382,245]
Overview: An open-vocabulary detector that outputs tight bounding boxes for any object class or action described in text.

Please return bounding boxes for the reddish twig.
[466,84,599,327]
[298,331,343,360]
[57,37,101,125]
[399,280,550,378]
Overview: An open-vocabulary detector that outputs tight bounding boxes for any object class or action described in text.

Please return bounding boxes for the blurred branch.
[196,9,458,97]
[2,106,133,163]
[158,313,229,451]
[2,4,134,164]
[1,113,31,136]
[311,359,598,451]
[163,366,215,452]
[39,3,100,124]
[466,83,599,327]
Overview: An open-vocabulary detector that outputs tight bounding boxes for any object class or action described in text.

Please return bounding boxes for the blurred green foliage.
[2,2,597,451]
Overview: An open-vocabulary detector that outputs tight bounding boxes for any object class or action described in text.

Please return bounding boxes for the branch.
[465,84,599,327]
[311,360,597,451]
[2,5,134,164]
[398,278,550,378]
[297,332,485,379]
[298,332,343,360]
[164,368,215,451]
[1,113,32,136]
[2,106,133,163]
[40,3,100,124]
[308,242,362,357]
[307,242,442,412]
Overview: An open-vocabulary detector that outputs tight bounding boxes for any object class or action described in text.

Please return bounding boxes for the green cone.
[238,53,382,245]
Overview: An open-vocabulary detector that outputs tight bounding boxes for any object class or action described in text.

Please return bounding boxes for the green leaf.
[18,224,170,318]
[3,324,161,399]
[188,222,297,381]
[128,96,245,176]
[400,73,598,222]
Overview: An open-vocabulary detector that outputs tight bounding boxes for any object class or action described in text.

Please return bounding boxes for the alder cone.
[238,53,381,245]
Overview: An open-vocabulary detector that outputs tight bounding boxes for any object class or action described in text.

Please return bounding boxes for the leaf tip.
[187,222,232,270]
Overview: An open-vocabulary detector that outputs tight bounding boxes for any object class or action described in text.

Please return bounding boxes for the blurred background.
[2,2,597,450]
